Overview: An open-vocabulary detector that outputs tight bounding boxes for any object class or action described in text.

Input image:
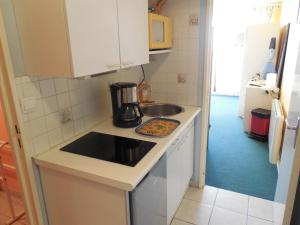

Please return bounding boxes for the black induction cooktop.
[60,132,156,167]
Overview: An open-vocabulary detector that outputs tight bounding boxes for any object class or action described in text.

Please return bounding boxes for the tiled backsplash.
[13,0,201,157]
[15,67,142,156]
[145,0,200,106]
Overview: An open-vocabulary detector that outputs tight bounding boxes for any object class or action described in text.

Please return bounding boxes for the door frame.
[0,10,40,225]
[283,129,300,225]
[197,0,214,188]
[198,1,299,224]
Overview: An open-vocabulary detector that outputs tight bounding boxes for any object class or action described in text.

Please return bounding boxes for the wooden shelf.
[149,49,172,55]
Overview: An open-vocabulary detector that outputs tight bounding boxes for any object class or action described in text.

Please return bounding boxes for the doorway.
[205,0,281,201]
[0,98,28,225]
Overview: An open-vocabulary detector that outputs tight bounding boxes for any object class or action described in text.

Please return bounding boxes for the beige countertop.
[34,105,201,191]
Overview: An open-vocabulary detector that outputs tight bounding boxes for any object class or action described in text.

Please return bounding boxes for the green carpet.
[206,95,278,200]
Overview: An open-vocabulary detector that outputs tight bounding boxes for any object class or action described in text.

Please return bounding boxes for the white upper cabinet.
[64,0,121,76]
[117,0,149,69]
[12,0,149,78]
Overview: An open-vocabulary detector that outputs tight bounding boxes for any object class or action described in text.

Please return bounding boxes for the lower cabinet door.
[130,155,167,225]
[166,123,195,225]
[166,145,181,225]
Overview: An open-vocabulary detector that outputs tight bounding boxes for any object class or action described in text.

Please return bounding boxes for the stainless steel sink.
[141,103,184,117]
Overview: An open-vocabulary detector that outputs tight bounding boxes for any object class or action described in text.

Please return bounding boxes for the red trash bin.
[250,108,271,142]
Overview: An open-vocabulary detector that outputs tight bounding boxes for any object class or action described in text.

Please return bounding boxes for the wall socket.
[189,14,199,26]
[61,108,72,124]
[177,74,187,83]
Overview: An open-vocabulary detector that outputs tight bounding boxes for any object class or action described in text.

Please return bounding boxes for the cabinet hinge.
[17,138,22,149]
[15,124,21,134]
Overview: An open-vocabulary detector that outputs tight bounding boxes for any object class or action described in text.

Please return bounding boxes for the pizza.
[137,119,179,137]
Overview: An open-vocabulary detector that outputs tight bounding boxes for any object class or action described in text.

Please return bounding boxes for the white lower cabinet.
[166,123,195,224]
[38,122,195,225]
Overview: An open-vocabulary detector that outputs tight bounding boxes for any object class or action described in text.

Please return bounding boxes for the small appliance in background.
[249,108,271,141]
[110,82,144,128]
[148,13,172,50]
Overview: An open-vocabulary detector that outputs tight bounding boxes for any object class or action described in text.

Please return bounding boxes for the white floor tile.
[209,207,247,225]
[215,189,249,214]
[247,216,273,225]
[171,218,193,225]
[184,186,218,205]
[273,202,285,224]
[248,197,273,222]
[175,199,213,225]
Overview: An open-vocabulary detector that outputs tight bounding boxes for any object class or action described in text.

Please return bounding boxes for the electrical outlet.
[189,14,199,26]
[61,108,72,123]
[177,74,187,83]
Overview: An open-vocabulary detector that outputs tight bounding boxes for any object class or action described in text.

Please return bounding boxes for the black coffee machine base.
[113,118,142,128]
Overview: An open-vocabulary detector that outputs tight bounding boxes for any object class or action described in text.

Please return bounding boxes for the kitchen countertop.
[34,105,201,191]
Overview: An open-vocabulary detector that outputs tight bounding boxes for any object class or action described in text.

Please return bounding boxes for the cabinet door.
[65,0,121,77]
[117,0,149,69]
[176,125,195,200]
[166,145,181,225]
[182,126,195,187]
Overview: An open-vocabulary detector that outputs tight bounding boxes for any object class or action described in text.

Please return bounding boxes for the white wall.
[238,24,280,117]
[280,0,299,26]
[144,0,201,106]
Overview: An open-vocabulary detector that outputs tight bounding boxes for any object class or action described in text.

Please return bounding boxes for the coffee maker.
[110,82,144,128]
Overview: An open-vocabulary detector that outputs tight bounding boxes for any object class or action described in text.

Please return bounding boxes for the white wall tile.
[27,99,45,120]
[72,104,84,120]
[29,117,47,138]
[43,96,58,115]
[74,118,85,135]
[68,79,80,91]
[62,121,74,141]
[40,79,56,97]
[16,67,140,156]
[57,92,71,109]
[54,78,69,94]
[45,112,61,131]
[33,133,50,155]
[48,128,63,147]
[22,81,41,98]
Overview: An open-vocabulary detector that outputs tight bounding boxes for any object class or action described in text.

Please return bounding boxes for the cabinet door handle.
[286,117,300,148]
[121,61,134,66]
[106,64,120,69]
[172,138,180,146]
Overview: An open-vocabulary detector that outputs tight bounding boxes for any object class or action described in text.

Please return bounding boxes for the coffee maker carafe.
[110,82,144,128]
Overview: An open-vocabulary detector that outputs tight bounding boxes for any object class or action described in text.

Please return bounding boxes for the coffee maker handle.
[134,104,144,119]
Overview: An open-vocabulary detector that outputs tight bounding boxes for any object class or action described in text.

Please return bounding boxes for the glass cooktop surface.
[60,132,156,167]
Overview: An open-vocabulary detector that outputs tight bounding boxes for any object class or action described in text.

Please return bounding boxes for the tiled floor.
[0,190,28,225]
[172,186,285,225]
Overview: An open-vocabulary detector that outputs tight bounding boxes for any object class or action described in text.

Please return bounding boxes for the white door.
[274,24,300,225]
[117,0,149,69]
[65,0,121,76]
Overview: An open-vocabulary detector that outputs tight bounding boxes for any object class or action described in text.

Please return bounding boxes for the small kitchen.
[0,0,204,225]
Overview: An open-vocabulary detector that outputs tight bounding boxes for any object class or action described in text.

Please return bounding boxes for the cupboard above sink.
[12,0,149,77]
